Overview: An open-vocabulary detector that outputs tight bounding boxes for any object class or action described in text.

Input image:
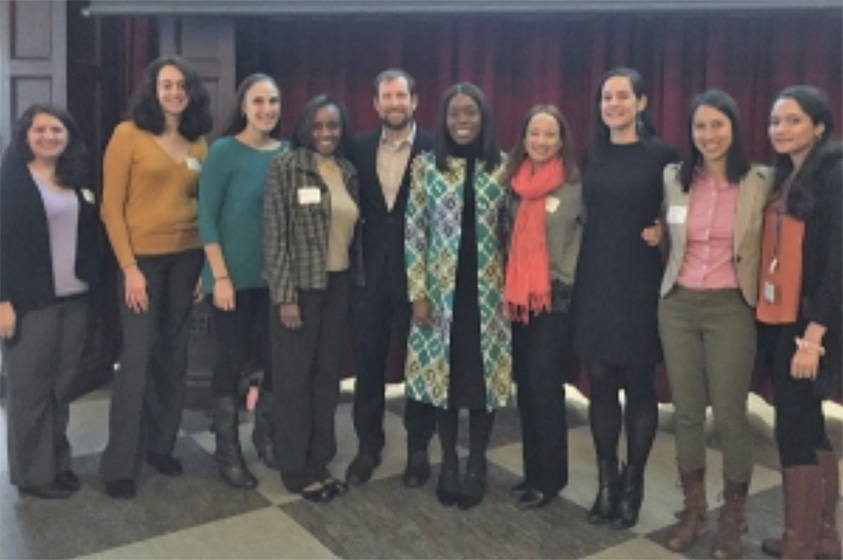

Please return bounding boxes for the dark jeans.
[513,310,572,495]
[758,322,832,467]
[101,249,203,482]
[352,291,435,457]
[5,298,88,488]
[210,288,271,398]
[272,272,349,492]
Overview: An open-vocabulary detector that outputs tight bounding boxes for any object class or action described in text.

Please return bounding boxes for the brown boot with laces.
[665,467,708,552]
[712,478,749,559]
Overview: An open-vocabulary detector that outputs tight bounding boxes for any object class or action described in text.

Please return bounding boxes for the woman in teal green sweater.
[198,74,288,487]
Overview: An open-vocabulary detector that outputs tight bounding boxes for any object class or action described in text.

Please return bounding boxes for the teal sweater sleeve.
[198,137,234,246]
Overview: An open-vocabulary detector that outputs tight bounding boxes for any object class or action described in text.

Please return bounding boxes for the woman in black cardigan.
[0,104,100,499]
[756,85,841,559]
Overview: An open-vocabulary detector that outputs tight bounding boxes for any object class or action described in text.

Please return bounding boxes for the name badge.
[667,205,687,224]
[297,187,322,205]
[185,157,201,172]
[545,196,560,213]
[763,281,777,304]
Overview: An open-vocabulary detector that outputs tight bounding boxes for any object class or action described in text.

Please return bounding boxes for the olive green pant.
[658,287,756,482]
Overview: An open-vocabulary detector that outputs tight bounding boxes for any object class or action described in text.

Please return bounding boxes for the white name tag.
[667,205,688,224]
[545,196,560,213]
[297,187,322,205]
[185,157,201,172]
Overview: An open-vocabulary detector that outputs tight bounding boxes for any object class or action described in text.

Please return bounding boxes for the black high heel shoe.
[517,487,555,510]
[436,461,460,507]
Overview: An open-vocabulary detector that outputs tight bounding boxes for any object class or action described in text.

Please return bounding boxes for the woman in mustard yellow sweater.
[99,55,212,499]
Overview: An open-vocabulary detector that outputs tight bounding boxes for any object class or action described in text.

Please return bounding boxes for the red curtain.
[245,10,841,163]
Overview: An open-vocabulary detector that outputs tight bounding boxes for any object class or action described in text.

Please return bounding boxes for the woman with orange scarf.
[503,105,583,509]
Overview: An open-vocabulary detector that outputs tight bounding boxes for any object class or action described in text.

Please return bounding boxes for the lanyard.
[770,175,794,274]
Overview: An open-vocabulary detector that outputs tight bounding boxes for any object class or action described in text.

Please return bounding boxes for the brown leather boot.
[712,478,749,559]
[763,465,823,560]
[665,467,707,552]
[817,451,842,559]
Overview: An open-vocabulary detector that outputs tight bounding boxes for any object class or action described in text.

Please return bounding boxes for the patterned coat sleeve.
[263,153,296,304]
[405,155,429,303]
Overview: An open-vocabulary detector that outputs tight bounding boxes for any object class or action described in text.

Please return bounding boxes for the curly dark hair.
[433,82,501,173]
[6,103,89,189]
[506,104,580,184]
[679,89,751,192]
[222,73,281,137]
[770,85,837,220]
[129,54,213,141]
[290,94,353,157]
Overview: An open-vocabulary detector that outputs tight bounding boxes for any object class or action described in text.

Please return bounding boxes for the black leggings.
[586,362,657,469]
[437,408,495,469]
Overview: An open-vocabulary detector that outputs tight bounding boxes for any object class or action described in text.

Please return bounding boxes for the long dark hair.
[7,103,88,189]
[679,89,751,192]
[222,73,281,137]
[290,94,353,157]
[770,85,837,219]
[588,67,657,160]
[129,54,213,141]
[506,104,580,183]
[433,82,501,173]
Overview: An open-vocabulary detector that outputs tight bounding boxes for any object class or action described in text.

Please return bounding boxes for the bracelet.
[794,337,826,356]
[214,275,230,282]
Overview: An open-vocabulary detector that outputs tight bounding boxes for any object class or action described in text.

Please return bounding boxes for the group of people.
[0,52,839,560]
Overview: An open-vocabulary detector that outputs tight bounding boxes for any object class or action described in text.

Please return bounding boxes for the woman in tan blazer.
[658,90,771,559]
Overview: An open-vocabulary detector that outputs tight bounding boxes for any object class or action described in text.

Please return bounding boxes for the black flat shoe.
[517,487,555,510]
[323,477,349,498]
[105,479,136,499]
[436,463,460,507]
[19,483,72,500]
[300,484,334,503]
[345,454,381,486]
[55,470,81,492]
[458,462,487,510]
[403,450,431,488]
[146,453,183,476]
[510,480,529,496]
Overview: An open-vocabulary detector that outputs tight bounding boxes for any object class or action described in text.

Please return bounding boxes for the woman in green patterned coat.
[404,82,512,510]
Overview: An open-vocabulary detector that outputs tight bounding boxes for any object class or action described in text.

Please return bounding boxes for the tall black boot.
[588,458,620,524]
[436,409,460,507]
[252,391,276,469]
[214,397,258,488]
[614,463,644,528]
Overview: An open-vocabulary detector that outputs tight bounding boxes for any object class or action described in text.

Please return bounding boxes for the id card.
[185,157,202,172]
[297,187,321,205]
[666,205,687,224]
[545,196,560,213]
[763,281,777,304]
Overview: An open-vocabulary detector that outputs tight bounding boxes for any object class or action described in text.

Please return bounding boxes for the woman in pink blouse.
[658,90,771,559]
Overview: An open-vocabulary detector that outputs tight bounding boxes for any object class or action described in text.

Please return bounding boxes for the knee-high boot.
[214,397,258,488]
[252,391,276,469]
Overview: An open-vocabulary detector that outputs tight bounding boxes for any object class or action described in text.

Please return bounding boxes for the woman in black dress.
[573,67,679,528]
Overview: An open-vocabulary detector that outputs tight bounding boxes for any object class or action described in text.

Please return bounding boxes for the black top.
[0,154,102,340]
[349,127,433,303]
[573,138,680,365]
[448,139,486,409]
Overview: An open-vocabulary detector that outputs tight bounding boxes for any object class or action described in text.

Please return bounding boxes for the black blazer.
[350,126,433,301]
[0,154,101,332]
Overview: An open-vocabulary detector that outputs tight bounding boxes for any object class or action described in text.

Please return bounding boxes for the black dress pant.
[101,249,203,482]
[272,272,349,492]
[5,298,88,488]
[210,288,272,398]
[758,322,832,467]
[513,310,572,495]
[352,291,435,456]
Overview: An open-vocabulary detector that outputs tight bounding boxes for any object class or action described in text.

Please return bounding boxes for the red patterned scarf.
[505,156,564,323]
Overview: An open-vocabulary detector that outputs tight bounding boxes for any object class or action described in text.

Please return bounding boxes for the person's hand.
[0,301,16,339]
[123,265,148,313]
[280,303,302,330]
[412,299,432,328]
[213,278,235,311]
[791,337,825,379]
[641,219,663,246]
